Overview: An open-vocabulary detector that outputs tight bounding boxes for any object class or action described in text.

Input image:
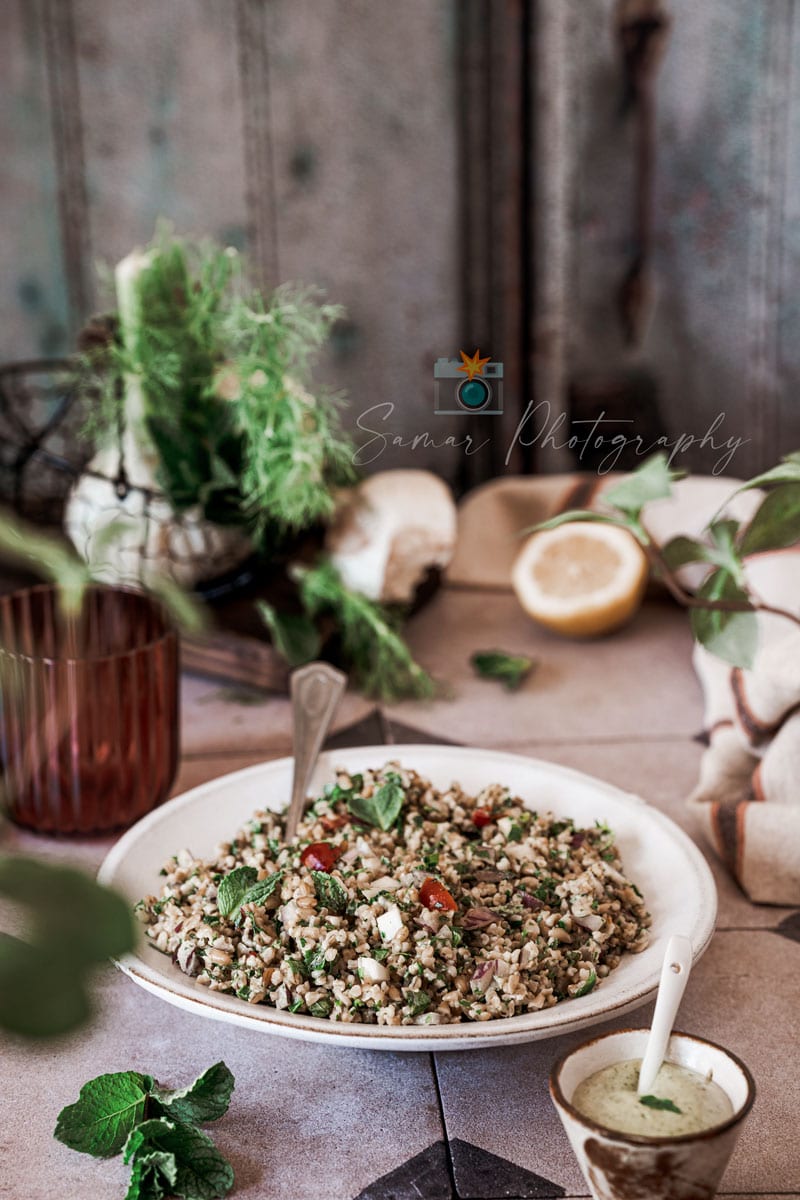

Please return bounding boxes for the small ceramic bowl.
[550,1028,755,1200]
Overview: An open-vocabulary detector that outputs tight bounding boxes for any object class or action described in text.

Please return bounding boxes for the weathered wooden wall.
[538,0,800,477]
[2,0,799,484]
[1,0,463,476]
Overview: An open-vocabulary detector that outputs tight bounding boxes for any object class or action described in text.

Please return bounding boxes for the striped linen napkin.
[447,473,799,904]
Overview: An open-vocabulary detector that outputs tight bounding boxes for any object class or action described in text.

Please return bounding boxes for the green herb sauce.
[572,1058,733,1138]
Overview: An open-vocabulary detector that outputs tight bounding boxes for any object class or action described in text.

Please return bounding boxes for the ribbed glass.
[0,584,178,834]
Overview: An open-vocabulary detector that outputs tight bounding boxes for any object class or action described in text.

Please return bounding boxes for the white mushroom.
[325,470,457,603]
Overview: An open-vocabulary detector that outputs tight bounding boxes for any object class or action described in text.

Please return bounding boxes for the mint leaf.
[257,601,321,667]
[347,772,405,831]
[55,1071,155,1157]
[471,650,535,691]
[640,1094,682,1113]
[690,568,758,668]
[740,483,800,555]
[157,1061,234,1125]
[124,1117,234,1200]
[574,969,597,997]
[126,1149,177,1200]
[216,866,258,918]
[311,871,348,914]
[603,453,682,516]
[407,990,431,1016]
[237,872,283,913]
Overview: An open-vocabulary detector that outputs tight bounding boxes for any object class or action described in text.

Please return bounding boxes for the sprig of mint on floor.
[471,650,536,691]
[529,450,800,668]
[54,1062,235,1200]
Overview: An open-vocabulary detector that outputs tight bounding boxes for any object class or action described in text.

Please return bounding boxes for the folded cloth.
[688,552,800,905]
[448,474,800,905]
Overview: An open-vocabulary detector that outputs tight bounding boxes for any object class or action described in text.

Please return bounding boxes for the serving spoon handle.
[284,662,347,842]
[637,934,693,1095]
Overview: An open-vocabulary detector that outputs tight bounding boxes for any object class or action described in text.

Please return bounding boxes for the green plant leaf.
[123,1116,234,1200]
[310,871,348,915]
[740,483,800,555]
[574,969,597,997]
[690,569,758,669]
[55,1071,155,1157]
[603,453,682,516]
[346,772,405,831]
[125,1148,178,1200]
[729,450,800,494]
[470,650,535,691]
[639,1095,682,1113]
[256,601,321,667]
[216,866,258,919]
[146,576,207,635]
[0,509,90,614]
[0,932,90,1038]
[157,1062,234,1125]
[522,510,623,535]
[235,872,284,920]
[0,857,136,1038]
[660,536,709,571]
[705,519,745,582]
[294,559,435,701]
[0,857,135,965]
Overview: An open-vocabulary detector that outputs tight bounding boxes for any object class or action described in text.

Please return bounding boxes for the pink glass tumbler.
[0,584,179,834]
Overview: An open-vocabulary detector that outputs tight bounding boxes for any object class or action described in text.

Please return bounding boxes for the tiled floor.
[1,592,797,1200]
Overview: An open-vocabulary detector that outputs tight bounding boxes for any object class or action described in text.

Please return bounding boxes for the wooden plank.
[0,1,71,359]
[566,0,794,478]
[264,0,462,481]
[775,1,800,459]
[72,0,249,269]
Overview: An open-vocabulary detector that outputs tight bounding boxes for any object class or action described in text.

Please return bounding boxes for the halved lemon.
[511,522,649,638]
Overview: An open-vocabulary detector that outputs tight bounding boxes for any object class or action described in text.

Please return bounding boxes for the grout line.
[430,1054,458,1200]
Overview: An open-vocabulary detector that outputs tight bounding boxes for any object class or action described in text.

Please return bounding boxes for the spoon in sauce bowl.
[637,934,693,1096]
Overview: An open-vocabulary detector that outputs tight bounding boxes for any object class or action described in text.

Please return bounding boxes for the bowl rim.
[549,1026,756,1147]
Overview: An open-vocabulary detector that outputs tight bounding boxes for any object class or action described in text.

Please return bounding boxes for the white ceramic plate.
[98,744,717,1051]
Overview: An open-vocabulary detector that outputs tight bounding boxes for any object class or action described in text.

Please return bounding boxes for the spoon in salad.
[637,934,693,1096]
[284,661,347,842]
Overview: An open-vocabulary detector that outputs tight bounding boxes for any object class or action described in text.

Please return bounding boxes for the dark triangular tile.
[326,709,388,750]
[449,1138,565,1199]
[385,717,461,747]
[776,910,800,944]
[352,1139,453,1199]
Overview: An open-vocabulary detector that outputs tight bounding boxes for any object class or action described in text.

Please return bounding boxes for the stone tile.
[181,673,375,757]
[3,968,445,1200]
[490,739,797,933]
[385,591,704,745]
[434,929,798,1198]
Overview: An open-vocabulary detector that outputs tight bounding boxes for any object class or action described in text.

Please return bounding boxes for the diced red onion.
[176,942,200,977]
[461,907,501,929]
[520,892,543,911]
[470,959,498,994]
[570,832,586,848]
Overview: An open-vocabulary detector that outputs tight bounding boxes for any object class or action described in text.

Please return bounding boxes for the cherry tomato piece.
[472,808,493,828]
[320,814,348,833]
[300,841,341,872]
[419,877,458,911]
